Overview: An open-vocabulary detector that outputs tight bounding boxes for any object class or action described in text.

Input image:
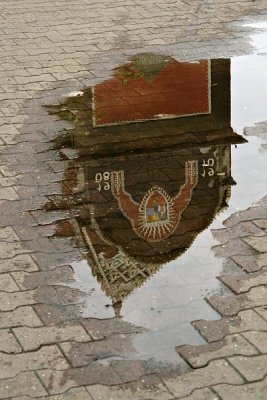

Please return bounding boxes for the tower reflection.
[48,54,245,317]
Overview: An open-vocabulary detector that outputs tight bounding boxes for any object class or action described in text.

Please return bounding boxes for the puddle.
[45,53,267,368]
[245,21,267,54]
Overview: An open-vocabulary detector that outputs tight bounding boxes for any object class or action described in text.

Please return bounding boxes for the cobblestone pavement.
[1,0,267,399]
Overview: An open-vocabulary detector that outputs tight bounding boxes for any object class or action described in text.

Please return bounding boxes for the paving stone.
[0,345,68,379]
[0,187,19,200]
[11,265,75,290]
[13,324,91,351]
[242,331,267,353]
[212,221,266,242]
[34,303,82,325]
[0,371,47,399]
[0,176,17,187]
[228,354,267,381]
[223,206,267,228]
[243,235,267,253]
[213,376,267,400]
[254,219,267,230]
[255,306,267,322]
[37,365,122,394]
[0,289,36,311]
[34,285,84,307]
[0,329,21,353]
[212,238,257,258]
[177,334,258,368]
[193,309,267,342]
[0,305,43,328]
[0,124,20,136]
[0,226,20,241]
[87,382,174,400]
[0,240,29,259]
[219,270,267,294]
[32,250,82,271]
[232,254,267,272]
[207,287,267,317]
[111,360,147,384]
[0,273,20,292]
[163,360,244,398]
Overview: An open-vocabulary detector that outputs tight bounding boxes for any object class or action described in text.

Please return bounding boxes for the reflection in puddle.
[92,56,211,126]
[46,53,267,365]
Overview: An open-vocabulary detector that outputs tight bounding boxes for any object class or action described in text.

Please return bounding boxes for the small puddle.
[46,52,267,369]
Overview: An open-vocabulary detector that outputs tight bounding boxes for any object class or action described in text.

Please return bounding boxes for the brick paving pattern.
[0,0,267,399]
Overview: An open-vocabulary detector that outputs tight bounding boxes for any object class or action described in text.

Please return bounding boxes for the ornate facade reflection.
[48,54,245,316]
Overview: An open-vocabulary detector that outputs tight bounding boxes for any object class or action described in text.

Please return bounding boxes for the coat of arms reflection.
[48,53,246,316]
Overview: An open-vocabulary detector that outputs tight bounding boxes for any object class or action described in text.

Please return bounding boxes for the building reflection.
[48,54,245,316]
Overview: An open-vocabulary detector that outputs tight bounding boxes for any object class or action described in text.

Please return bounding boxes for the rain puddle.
[46,52,267,369]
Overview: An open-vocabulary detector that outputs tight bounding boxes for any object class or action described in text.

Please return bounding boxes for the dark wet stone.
[224,206,267,227]
[207,293,246,317]
[17,266,74,290]
[64,363,123,386]
[212,238,257,258]
[34,303,82,325]
[193,317,241,342]
[82,318,143,338]
[232,254,267,272]
[212,221,265,242]
[111,360,146,383]
[60,335,137,368]
[32,250,82,270]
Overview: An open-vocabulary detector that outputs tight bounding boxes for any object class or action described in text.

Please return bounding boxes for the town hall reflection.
[49,54,245,317]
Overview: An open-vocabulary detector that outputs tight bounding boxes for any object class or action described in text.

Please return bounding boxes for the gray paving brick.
[0,371,47,399]
[0,289,36,311]
[177,334,258,368]
[37,365,122,394]
[255,306,267,322]
[0,234,29,261]
[212,221,266,242]
[193,309,267,342]
[0,227,19,243]
[213,377,267,400]
[242,331,267,353]
[254,219,267,230]
[11,266,74,291]
[243,235,267,253]
[0,273,20,292]
[228,354,267,381]
[219,270,267,294]
[0,254,39,273]
[207,287,267,317]
[0,329,21,353]
[13,324,91,351]
[163,360,244,398]
[0,306,43,328]
[14,73,56,84]
[212,238,257,258]
[0,345,68,379]
[232,253,267,272]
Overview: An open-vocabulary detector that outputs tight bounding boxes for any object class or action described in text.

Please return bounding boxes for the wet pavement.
[1,2,267,399]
